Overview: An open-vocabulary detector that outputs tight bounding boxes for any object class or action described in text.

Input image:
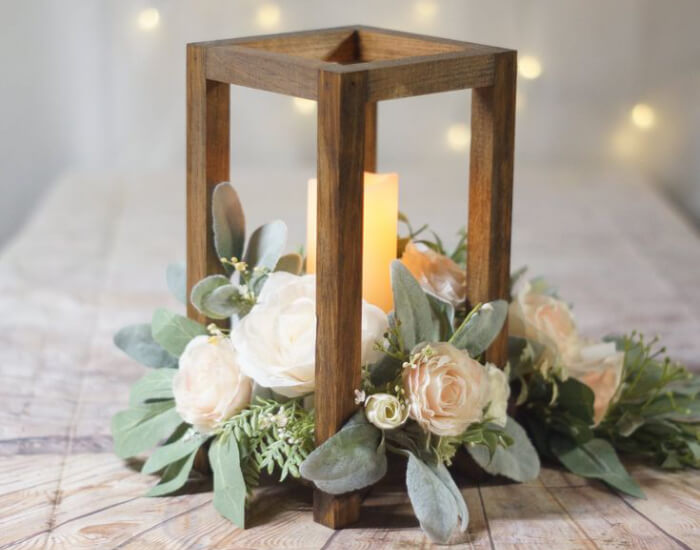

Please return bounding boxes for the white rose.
[364,393,409,430]
[403,342,489,436]
[568,342,624,426]
[172,335,252,434]
[401,242,466,308]
[484,363,510,427]
[232,272,388,398]
[509,282,581,373]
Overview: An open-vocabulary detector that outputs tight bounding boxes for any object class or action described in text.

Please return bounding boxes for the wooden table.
[1,168,698,548]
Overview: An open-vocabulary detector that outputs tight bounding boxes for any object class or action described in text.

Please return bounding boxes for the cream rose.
[364,393,409,430]
[232,272,388,398]
[172,335,252,434]
[401,242,466,308]
[403,342,489,436]
[568,342,624,425]
[509,282,581,372]
[484,363,510,427]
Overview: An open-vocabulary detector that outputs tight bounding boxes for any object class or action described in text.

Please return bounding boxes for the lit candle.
[306,172,399,312]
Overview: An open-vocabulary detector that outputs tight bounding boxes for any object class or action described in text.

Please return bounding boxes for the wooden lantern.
[186,26,515,530]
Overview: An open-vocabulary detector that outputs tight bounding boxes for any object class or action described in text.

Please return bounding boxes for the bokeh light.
[631,103,656,129]
[446,123,471,151]
[414,1,438,21]
[519,55,542,80]
[137,8,160,31]
[257,4,281,30]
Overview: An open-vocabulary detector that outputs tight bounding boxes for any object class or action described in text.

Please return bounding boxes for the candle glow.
[307,173,399,312]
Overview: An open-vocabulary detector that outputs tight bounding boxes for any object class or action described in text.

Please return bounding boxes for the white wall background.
[1,0,699,245]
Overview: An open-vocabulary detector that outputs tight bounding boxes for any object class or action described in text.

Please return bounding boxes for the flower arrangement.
[112,182,699,543]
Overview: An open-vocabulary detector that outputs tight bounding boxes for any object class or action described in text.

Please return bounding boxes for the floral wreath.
[112,182,699,543]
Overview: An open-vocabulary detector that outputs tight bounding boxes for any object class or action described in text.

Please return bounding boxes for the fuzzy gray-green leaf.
[391,260,437,350]
[213,182,246,273]
[142,429,209,474]
[190,275,236,320]
[300,419,386,495]
[111,401,181,459]
[203,284,243,319]
[406,453,458,543]
[244,220,288,271]
[210,432,247,528]
[468,416,540,482]
[114,324,178,369]
[166,262,187,304]
[129,368,177,407]
[450,300,508,357]
[151,308,208,357]
[551,436,645,498]
[146,450,197,497]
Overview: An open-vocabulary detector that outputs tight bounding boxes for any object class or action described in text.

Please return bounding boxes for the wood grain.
[313,68,368,529]
[467,51,517,368]
[186,44,230,326]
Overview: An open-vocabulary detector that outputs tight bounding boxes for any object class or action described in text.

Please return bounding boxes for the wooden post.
[364,102,377,172]
[186,44,230,325]
[313,69,368,529]
[467,51,516,367]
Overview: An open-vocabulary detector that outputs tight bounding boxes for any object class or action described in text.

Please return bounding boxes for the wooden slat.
[186,45,230,325]
[467,51,516,367]
[313,68,368,529]
[364,102,377,172]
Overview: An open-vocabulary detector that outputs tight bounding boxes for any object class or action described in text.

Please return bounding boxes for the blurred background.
[1,0,700,248]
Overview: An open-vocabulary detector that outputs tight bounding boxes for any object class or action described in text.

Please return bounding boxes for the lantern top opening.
[189,25,514,101]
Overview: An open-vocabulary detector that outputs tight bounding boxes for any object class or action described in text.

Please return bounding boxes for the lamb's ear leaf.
[405,453,459,543]
[111,401,181,459]
[449,300,508,357]
[129,368,177,406]
[166,262,187,304]
[151,309,208,357]
[212,182,246,273]
[429,461,469,532]
[209,432,247,528]
[467,416,540,482]
[114,323,178,368]
[391,260,437,351]
[300,412,386,494]
[275,253,303,275]
[426,293,455,341]
[190,275,240,320]
[550,435,645,498]
[244,220,287,271]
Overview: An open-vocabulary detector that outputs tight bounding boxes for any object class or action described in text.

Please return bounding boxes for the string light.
[519,55,542,80]
[414,0,438,21]
[137,8,160,31]
[256,4,281,30]
[446,123,471,151]
[631,103,655,130]
[292,97,316,115]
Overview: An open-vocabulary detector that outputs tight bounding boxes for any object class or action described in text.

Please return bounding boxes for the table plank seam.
[617,494,694,550]
[476,484,496,550]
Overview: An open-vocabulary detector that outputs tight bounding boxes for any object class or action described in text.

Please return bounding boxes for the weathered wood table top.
[1,167,698,549]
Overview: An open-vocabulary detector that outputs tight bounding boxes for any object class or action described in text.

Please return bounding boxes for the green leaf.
[151,308,208,357]
[429,461,469,532]
[166,262,187,304]
[210,432,247,528]
[142,429,209,474]
[213,182,246,273]
[275,253,303,275]
[114,324,178,369]
[190,275,239,320]
[368,354,403,387]
[450,300,508,358]
[111,401,182,459]
[557,378,595,425]
[146,450,198,497]
[405,453,458,543]
[550,436,645,498]
[129,368,177,407]
[300,413,387,494]
[426,293,455,341]
[244,220,287,271]
[468,416,540,482]
[390,260,437,350]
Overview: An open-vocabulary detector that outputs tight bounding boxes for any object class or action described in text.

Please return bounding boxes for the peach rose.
[401,242,466,308]
[173,335,252,433]
[509,282,581,371]
[569,342,624,425]
[403,343,489,436]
